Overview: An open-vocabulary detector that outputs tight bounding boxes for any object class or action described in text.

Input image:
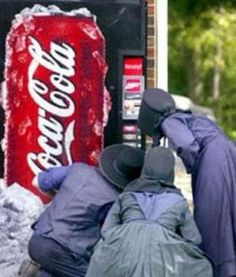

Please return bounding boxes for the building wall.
[145,0,157,88]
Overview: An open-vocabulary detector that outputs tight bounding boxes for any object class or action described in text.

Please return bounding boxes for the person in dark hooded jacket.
[137,88,236,277]
[86,147,213,277]
[27,144,145,277]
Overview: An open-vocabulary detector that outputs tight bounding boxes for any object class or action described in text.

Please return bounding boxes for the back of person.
[163,112,225,148]
[86,192,212,277]
[33,163,118,261]
[119,191,192,230]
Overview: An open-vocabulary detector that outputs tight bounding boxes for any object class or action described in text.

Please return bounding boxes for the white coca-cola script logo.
[27,36,76,186]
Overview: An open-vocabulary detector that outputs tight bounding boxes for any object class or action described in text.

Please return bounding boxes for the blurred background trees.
[169,0,236,138]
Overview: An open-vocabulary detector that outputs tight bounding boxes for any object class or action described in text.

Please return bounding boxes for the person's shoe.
[18,258,40,277]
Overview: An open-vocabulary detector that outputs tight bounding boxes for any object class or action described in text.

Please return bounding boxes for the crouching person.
[86,147,213,277]
[28,144,144,277]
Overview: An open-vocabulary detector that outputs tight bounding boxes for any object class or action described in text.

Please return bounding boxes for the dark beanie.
[138,88,176,136]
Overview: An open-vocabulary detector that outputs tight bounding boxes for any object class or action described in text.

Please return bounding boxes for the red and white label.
[123,57,143,76]
[4,14,107,202]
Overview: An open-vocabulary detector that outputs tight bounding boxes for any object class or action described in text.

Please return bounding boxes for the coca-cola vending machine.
[0,0,146,200]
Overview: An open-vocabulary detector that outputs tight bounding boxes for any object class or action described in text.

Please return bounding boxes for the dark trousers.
[28,234,88,277]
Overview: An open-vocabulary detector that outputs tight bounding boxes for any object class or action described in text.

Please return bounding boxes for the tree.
[169,2,236,138]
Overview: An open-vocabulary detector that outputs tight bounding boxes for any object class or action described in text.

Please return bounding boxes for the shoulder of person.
[71,162,98,172]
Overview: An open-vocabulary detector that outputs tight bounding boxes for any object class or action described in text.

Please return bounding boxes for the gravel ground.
[0,181,43,277]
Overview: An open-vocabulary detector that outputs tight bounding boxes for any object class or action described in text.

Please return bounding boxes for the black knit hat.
[124,146,177,193]
[141,146,175,185]
[99,144,145,189]
[138,88,176,136]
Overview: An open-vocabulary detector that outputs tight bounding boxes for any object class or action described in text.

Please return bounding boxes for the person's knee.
[28,235,38,262]
[28,235,54,265]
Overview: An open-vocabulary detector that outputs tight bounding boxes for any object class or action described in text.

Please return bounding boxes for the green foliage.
[217,92,236,139]
[169,2,236,138]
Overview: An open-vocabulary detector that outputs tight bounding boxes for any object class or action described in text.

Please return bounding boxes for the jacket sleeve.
[101,199,121,233]
[161,116,200,173]
[38,165,72,192]
[179,201,202,245]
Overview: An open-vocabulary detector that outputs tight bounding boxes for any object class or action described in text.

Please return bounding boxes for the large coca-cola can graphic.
[4,6,109,202]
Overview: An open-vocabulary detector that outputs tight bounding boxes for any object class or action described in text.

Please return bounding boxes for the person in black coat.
[86,147,212,277]
[26,144,145,277]
[137,88,236,277]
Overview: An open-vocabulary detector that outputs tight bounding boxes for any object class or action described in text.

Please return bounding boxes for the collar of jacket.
[124,178,182,196]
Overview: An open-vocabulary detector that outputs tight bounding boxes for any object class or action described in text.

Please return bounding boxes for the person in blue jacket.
[86,147,213,277]
[27,144,145,277]
[137,88,236,277]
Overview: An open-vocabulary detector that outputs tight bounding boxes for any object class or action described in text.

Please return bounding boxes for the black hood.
[141,146,175,185]
[125,147,181,195]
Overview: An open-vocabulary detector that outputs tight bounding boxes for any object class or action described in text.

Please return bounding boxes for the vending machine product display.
[121,56,145,147]
[122,57,144,120]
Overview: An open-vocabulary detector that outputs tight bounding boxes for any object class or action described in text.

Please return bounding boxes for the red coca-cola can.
[4,6,109,202]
